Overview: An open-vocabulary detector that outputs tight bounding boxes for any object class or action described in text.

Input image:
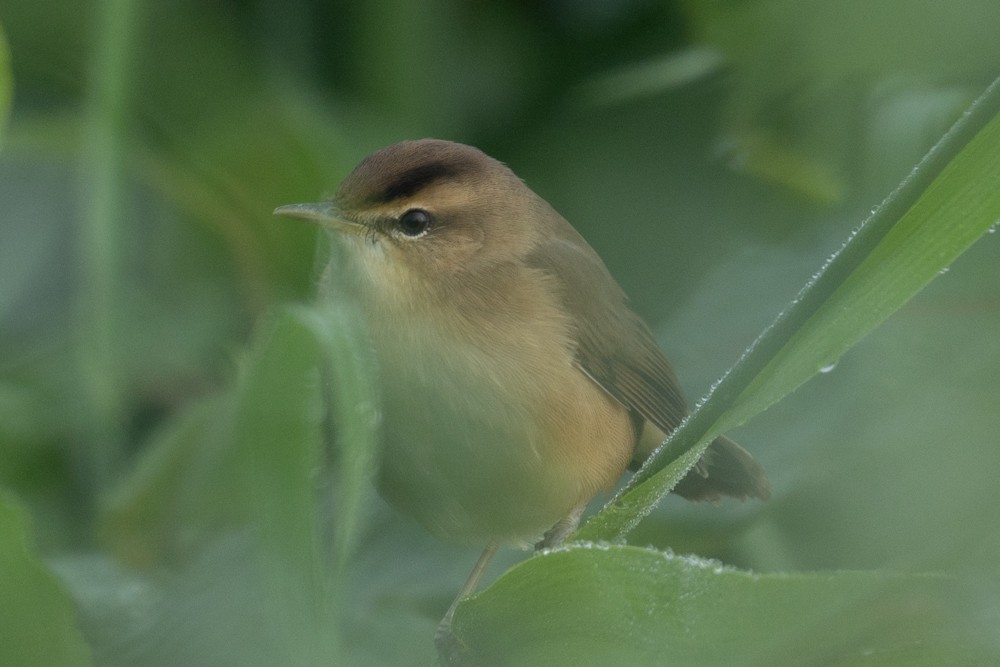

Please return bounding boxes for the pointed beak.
[273,202,366,233]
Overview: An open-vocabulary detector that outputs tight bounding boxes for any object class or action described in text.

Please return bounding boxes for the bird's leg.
[435,504,585,662]
[435,542,499,663]
[535,503,586,551]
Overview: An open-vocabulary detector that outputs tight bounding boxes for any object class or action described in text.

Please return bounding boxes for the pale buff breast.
[367,267,636,544]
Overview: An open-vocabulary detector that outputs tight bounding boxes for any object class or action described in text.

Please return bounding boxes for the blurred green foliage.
[0,493,92,666]
[1,1,999,665]
[0,23,10,147]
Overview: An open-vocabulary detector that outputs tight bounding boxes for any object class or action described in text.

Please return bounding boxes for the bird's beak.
[273,202,366,234]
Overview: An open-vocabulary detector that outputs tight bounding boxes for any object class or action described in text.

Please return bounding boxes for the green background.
[1,1,998,665]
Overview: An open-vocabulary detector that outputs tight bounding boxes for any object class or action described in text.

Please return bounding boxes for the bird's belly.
[373,332,634,545]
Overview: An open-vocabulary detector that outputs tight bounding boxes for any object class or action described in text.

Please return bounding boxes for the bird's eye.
[397,209,432,237]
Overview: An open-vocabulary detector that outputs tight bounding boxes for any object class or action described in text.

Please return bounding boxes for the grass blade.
[0,22,11,147]
[578,74,1000,542]
[76,0,141,486]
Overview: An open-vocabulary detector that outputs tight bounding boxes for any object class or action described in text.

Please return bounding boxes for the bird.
[275,138,769,655]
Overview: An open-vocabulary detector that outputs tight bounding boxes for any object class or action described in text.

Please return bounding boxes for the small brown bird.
[275,139,769,647]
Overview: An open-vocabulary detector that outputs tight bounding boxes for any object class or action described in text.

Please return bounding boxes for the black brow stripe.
[373,162,459,203]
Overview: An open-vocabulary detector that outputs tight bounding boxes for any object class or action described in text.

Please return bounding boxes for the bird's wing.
[528,231,770,502]
[526,234,689,438]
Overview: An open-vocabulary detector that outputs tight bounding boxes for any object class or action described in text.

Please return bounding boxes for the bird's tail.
[671,435,771,502]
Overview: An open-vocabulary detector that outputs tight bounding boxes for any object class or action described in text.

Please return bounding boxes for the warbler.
[275,139,769,650]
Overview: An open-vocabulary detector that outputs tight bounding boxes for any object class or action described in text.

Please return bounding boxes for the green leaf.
[577,75,1000,543]
[0,491,92,666]
[230,306,328,585]
[218,303,377,663]
[453,544,982,666]
[234,303,379,607]
[87,304,379,665]
[303,303,380,575]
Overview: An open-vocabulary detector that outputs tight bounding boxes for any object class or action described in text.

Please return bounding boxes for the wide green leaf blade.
[79,304,378,666]
[224,303,378,663]
[453,544,984,666]
[577,76,1000,542]
[230,307,330,614]
[0,492,93,666]
[301,302,379,577]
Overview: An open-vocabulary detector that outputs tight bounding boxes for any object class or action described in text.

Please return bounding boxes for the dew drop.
[819,362,837,374]
[938,267,950,275]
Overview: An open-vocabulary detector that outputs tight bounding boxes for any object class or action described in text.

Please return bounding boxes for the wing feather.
[527,230,769,502]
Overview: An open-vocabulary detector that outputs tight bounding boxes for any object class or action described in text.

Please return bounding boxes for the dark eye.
[397,208,432,236]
